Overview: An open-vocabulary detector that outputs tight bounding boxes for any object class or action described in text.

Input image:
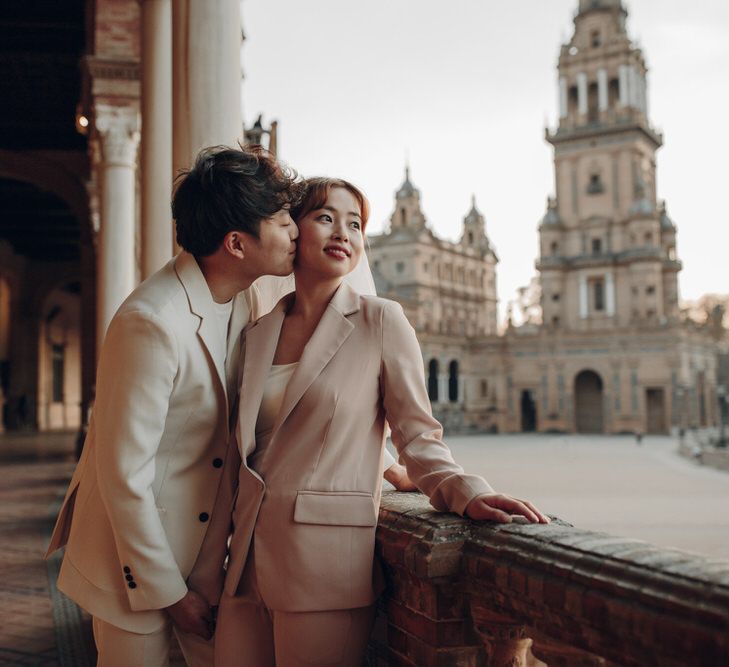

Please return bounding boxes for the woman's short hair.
[291,177,370,233]
[172,144,302,257]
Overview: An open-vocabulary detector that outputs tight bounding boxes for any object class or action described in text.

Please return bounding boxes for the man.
[46,145,301,666]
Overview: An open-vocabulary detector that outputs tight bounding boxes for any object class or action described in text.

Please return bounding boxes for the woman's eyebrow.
[320,205,361,218]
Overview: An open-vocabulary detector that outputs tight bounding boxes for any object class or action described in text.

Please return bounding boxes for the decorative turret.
[461,195,491,254]
[390,165,427,229]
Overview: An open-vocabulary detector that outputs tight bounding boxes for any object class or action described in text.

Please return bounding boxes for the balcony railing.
[371,491,729,666]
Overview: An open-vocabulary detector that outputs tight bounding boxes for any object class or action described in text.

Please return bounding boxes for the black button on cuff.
[123,566,131,574]
[125,574,133,582]
[199,512,210,522]
[128,581,137,589]
[212,458,223,468]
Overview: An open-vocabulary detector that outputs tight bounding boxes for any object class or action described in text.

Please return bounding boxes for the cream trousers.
[92,615,214,667]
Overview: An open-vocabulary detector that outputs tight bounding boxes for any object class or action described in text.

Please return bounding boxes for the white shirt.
[212,298,234,366]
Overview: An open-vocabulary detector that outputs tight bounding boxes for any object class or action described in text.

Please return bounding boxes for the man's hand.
[465,493,550,524]
[165,590,214,639]
[383,462,418,492]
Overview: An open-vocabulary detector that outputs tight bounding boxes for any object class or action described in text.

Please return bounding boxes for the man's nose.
[290,218,299,240]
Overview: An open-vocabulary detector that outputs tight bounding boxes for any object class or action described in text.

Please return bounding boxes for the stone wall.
[372,491,729,666]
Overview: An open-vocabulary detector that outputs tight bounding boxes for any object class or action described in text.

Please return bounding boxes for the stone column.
[140,0,173,279]
[618,64,629,107]
[438,373,449,404]
[95,105,141,346]
[558,76,568,118]
[597,68,608,111]
[579,275,589,318]
[576,72,588,116]
[605,271,616,316]
[172,0,243,178]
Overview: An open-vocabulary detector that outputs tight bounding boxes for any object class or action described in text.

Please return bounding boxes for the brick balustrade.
[371,491,729,666]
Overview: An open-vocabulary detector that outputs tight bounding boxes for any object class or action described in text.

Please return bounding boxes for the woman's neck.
[288,275,343,320]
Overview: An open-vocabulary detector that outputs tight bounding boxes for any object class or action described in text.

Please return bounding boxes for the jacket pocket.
[293,490,377,527]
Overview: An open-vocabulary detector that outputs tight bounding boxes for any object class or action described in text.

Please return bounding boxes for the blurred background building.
[369,0,722,435]
[0,0,724,437]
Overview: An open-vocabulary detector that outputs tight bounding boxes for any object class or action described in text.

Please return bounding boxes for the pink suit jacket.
[189,281,493,612]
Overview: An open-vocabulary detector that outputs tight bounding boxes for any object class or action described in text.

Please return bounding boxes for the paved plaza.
[442,433,729,559]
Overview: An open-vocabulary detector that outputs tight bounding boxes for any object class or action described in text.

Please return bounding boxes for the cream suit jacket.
[46,252,272,633]
[189,282,494,613]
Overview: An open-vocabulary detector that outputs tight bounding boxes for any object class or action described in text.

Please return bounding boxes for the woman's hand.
[465,493,550,524]
[383,462,418,492]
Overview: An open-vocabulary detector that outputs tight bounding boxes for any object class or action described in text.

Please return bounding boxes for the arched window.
[448,360,459,403]
[427,359,439,402]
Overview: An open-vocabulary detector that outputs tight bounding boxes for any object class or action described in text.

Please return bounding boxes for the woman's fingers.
[465,497,512,523]
[495,496,540,523]
[466,494,550,524]
[515,498,551,524]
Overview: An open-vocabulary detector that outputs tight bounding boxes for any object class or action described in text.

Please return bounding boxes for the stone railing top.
[377,491,729,667]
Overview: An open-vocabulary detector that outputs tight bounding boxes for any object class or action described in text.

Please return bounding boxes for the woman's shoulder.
[357,295,408,327]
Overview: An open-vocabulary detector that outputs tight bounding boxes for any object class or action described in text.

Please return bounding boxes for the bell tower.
[537,0,681,331]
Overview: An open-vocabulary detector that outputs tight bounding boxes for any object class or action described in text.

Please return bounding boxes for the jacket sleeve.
[380,301,494,515]
[93,310,188,611]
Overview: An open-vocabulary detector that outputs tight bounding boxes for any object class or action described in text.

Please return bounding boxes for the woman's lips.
[324,247,349,261]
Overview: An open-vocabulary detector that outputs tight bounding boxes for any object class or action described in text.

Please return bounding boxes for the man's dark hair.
[172,144,302,257]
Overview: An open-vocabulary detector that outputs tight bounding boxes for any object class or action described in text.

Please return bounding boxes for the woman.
[190,178,548,666]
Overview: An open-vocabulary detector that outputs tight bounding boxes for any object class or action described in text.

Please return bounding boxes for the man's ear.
[222,231,246,260]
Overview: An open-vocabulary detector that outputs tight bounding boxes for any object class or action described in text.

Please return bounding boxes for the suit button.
[123,566,131,574]
[128,581,137,589]
[125,574,134,582]
[199,512,209,522]
[212,458,223,468]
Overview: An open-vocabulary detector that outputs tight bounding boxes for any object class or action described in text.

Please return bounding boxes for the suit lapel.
[175,252,227,400]
[270,282,359,436]
[237,300,287,456]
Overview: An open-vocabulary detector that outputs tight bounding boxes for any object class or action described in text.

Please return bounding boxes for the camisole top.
[250,362,298,471]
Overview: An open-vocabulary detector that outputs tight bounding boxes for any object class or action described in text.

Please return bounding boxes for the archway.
[37,283,82,430]
[0,177,93,432]
[520,390,537,432]
[574,370,604,433]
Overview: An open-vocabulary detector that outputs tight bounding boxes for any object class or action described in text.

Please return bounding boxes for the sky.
[242,0,729,324]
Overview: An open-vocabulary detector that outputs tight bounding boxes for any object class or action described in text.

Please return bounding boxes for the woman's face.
[294,187,364,281]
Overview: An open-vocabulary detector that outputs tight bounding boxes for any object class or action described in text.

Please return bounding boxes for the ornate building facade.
[369,0,719,434]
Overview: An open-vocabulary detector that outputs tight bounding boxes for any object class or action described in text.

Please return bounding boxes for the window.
[593,279,605,312]
[591,30,601,48]
[467,231,474,245]
[395,261,405,274]
[552,316,561,326]
[644,232,653,245]
[587,173,605,194]
[591,238,602,255]
[481,380,488,397]
[427,359,439,402]
[52,344,64,403]
[550,241,559,256]
[552,293,560,302]
[448,360,459,403]
[646,285,655,295]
